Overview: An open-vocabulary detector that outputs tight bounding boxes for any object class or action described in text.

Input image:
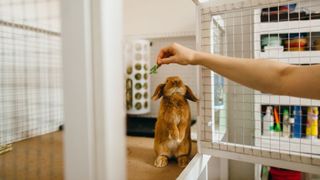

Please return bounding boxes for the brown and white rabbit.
[152,76,198,168]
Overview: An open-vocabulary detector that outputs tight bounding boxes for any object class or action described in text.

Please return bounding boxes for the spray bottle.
[306,107,318,138]
[293,106,302,138]
[289,117,295,138]
[263,106,274,136]
[282,109,290,138]
[273,108,281,137]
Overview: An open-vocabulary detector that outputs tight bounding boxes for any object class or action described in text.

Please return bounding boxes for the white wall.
[124,0,195,37]
[124,0,198,118]
[148,36,198,119]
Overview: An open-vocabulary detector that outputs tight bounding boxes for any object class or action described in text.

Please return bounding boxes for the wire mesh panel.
[0,0,63,179]
[197,0,320,174]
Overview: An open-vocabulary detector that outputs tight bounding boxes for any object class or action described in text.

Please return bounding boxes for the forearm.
[194,52,291,95]
[157,43,320,99]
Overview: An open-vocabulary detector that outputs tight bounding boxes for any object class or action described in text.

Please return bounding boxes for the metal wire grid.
[0,0,62,179]
[198,0,320,169]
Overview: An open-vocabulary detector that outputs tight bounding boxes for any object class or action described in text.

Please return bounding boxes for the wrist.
[191,51,203,65]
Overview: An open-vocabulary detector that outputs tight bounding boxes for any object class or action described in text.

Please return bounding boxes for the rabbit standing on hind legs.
[152,76,198,168]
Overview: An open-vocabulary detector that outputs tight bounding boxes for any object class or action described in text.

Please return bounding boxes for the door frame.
[62,0,125,179]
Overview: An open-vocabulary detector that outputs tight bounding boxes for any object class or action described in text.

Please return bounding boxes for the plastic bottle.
[306,107,318,138]
[293,106,302,138]
[282,109,290,138]
[273,108,281,137]
[289,117,295,138]
[263,106,274,136]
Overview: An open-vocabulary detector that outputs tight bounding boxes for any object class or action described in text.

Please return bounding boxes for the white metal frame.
[62,0,125,179]
[177,154,211,180]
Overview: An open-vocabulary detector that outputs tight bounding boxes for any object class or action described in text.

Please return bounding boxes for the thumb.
[158,56,176,65]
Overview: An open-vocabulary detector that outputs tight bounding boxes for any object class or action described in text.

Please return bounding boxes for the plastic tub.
[269,167,301,180]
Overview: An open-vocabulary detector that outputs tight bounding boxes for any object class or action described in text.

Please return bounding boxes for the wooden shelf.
[254,8,320,33]
[254,93,320,106]
[255,135,320,155]
[255,51,320,64]
[254,19,320,34]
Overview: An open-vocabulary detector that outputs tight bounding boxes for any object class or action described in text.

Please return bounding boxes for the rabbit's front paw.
[177,156,189,167]
[154,156,168,168]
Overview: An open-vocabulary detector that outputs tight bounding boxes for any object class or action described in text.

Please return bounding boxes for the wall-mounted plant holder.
[125,40,151,114]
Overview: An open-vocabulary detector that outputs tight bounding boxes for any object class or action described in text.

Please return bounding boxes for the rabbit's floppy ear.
[152,83,165,101]
[185,85,198,102]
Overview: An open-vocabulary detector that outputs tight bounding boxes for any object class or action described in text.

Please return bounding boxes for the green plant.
[150,64,158,74]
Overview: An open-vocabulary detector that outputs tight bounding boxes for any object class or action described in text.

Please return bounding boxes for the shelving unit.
[254,4,320,179]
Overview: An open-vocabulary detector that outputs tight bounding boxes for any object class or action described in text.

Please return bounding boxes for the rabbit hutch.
[1,0,320,179]
[185,0,320,179]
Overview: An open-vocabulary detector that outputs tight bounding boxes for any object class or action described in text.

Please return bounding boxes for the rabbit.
[152,76,198,168]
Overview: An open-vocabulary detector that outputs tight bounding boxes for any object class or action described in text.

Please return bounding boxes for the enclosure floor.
[0,132,196,180]
[127,136,197,180]
[0,131,64,180]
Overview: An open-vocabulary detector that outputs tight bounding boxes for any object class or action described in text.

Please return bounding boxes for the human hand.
[156,43,197,66]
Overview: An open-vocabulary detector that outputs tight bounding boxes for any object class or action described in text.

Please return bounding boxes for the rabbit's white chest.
[173,113,181,124]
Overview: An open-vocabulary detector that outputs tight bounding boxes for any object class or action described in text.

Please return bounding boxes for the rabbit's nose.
[173,80,178,85]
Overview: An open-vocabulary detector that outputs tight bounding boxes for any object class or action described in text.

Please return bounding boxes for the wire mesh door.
[197,0,320,175]
[0,0,63,179]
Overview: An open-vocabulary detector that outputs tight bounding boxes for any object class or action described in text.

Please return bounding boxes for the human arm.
[157,43,320,99]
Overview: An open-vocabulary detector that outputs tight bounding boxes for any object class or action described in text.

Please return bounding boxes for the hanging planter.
[125,40,151,114]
